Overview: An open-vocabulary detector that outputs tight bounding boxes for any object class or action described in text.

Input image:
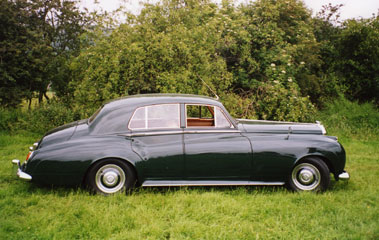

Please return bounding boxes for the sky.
[304,0,378,19]
[79,0,379,20]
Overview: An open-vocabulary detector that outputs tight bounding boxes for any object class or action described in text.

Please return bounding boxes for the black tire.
[287,157,330,192]
[86,159,136,195]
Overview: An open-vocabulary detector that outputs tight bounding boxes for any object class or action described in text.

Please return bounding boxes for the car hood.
[38,119,88,149]
[237,119,325,135]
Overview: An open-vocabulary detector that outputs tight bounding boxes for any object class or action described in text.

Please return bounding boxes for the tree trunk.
[43,91,50,101]
[38,91,43,104]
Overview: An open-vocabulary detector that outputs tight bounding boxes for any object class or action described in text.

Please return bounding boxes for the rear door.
[129,104,184,180]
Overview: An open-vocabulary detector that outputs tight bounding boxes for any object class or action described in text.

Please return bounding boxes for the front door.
[183,104,252,180]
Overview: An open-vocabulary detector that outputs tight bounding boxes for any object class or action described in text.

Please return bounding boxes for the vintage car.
[12,94,349,194]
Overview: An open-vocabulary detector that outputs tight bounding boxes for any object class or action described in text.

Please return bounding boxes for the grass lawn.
[0,131,378,239]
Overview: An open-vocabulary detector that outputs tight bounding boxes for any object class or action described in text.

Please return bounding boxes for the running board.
[142,180,285,187]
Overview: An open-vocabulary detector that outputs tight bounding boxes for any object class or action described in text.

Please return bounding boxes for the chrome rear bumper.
[338,171,350,181]
[12,159,32,181]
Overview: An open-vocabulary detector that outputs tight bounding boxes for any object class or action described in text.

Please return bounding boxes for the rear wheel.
[86,159,136,195]
[287,158,330,192]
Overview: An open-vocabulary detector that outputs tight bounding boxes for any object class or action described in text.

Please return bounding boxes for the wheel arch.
[294,154,335,176]
[82,157,140,186]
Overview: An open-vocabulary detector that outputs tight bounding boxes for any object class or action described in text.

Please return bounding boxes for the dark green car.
[12,94,349,194]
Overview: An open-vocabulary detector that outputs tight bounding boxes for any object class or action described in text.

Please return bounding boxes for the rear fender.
[25,135,143,186]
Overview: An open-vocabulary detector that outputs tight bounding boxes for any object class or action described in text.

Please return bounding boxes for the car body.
[12,94,349,194]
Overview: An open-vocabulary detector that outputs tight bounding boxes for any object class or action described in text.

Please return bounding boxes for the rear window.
[88,106,103,124]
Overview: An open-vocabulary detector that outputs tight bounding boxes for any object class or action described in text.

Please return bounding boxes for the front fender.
[244,133,346,182]
[293,140,346,178]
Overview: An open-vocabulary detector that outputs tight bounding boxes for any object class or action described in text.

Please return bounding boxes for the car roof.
[104,93,223,110]
[89,93,237,131]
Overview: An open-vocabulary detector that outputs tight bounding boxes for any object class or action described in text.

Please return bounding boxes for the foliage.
[227,0,323,108]
[0,0,90,107]
[0,101,80,134]
[335,15,379,104]
[313,5,379,105]
[317,97,379,140]
[69,0,316,121]
[0,0,51,107]
[1,0,378,122]
[69,0,232,116]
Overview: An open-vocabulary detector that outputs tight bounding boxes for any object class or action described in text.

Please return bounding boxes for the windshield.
[88,106,103,124]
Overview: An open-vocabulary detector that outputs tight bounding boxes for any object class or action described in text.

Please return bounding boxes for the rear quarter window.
[91,107,134,134]
[88,106,103,124]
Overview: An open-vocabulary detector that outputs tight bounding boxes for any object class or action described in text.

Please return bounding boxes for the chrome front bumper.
[338,171,350,181]
[12,159,32,181]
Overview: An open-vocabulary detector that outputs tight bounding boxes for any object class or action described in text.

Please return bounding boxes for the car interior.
[186,105,215,127]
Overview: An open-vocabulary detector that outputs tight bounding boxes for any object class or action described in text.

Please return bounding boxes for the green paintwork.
[132,131,185,180]
[20,94,347,187]
[183,130,251,180]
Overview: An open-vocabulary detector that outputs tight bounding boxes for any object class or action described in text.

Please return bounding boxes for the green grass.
[0,130,378,239]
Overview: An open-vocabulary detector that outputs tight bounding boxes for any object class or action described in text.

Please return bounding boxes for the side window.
[186,105,231,128]
[129,107,146,129]
[129,104,180,130]
[215,107,232,128]
[186,105,215,127]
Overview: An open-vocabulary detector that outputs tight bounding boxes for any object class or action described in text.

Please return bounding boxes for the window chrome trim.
[128,103,181,130]
[123,130,184,137]
[121,129,240,137]
[183,130,240,134]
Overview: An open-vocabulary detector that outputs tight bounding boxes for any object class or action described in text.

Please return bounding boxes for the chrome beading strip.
[142,180,285,187]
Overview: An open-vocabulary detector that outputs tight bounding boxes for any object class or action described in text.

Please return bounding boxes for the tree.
[0,0,90,107]
[217,0,317,120]
[37,0,92,99]
[335,15,379,104]
[0,0,51,107]
[313,5,379,105]
[69,0,316,121]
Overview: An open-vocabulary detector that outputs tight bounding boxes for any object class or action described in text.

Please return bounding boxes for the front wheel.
[287,158,330,192]
[86,159,136,195]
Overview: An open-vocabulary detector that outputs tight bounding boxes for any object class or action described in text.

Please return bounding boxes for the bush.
[221,82,316,123]
[26,101,82,134]
[68,0,318,122]
[0,108,24,132]
[317,97,379,140]
[0,101,82,134]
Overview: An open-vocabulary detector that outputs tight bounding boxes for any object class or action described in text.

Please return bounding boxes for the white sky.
[304,0,378,19]
[80,0,379,20]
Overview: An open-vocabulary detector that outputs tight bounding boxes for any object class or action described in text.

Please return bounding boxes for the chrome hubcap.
[292,163,321,191]
[103,171,118,187]
[298,169,314,184]
[95,164,126,194]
